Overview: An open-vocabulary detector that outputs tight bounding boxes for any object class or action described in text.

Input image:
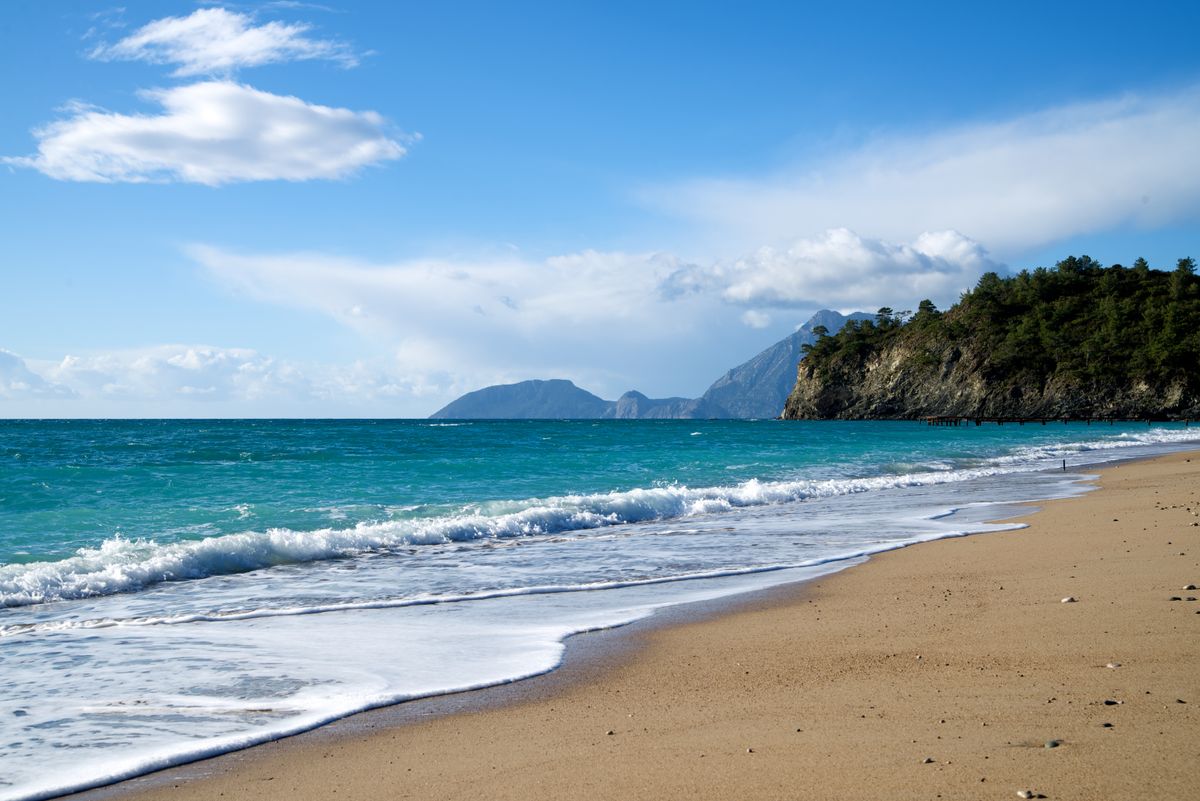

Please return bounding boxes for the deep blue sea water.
[2,419,1198,800]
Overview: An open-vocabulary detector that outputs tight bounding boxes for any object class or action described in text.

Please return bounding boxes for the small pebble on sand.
[1061,596,1076,603]
[922,757,934,764]
[1184,584,1197,591]
[1105,662,1121,669]
[1044,739,1061,749]
[1017,791,1035,799]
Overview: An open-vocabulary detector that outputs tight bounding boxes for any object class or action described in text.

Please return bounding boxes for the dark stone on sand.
[1044,739,1061,749]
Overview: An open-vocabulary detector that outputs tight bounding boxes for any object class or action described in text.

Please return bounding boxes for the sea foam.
[3,426,1195,608]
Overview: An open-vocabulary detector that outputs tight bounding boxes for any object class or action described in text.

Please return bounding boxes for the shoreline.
[66,450,1200,801]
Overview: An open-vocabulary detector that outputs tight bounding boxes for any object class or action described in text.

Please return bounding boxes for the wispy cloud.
[5,81,407,184]
[646,86,1200,257]
[88,7,357,76]
[186,230,991,402]
[1,225,996,415]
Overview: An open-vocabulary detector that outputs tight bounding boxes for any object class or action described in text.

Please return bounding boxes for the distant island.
[784,256,1200,420]
[430,310,870,419]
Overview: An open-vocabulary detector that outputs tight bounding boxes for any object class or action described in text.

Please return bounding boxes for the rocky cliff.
[699,309,871,418]
[784,257,1200,420]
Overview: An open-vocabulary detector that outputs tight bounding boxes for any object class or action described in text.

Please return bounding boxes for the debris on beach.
[922,757,934,763]
[1060,596,1077,603]
[1105,662,1121,669]
[1044,739,1061,749]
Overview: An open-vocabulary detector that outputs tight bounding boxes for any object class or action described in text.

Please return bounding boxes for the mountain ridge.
[430,310,868,419]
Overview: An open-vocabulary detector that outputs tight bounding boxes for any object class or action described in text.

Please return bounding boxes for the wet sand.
[79,451,1200,801]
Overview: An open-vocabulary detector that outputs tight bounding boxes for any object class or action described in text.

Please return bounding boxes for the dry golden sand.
[89,451,1200,801]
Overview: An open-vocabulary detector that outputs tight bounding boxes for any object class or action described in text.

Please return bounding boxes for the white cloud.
[0,350,75,399]
[5,81,406,184]
[89,7,357,76]
[191,243,785,400]
[186,230,992,405]
[1,226,995,416]
[190,245,706,364]
[740,310,771,329]
[646,86,1200,257]
[709,228,998,309]
[0,345,461,417]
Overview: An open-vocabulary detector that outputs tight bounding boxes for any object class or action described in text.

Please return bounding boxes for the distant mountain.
[430,379,612,419]
[429,310,869,420]
[604,391,727,420]
[698,309,872,418]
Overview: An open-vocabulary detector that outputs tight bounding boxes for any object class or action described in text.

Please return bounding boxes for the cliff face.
[783,258,1200,420]
[699,310,871,418]
[783,338,1196,420]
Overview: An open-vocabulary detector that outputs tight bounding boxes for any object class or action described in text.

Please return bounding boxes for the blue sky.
[2,0,1198,417]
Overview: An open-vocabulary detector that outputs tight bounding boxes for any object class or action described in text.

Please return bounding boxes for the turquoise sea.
[2,419,1198,800]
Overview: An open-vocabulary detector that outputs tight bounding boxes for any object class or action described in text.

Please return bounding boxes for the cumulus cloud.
[646,86,1200,256]
[0,350,74,399]
[5,81,406,184]
[88,7,357,76]
[713,228,998,309]
[654,229,995,310]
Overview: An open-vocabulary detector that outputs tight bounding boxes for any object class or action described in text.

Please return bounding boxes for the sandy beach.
[77,450,1200,801]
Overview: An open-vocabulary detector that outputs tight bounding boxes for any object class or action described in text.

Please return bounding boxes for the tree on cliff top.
[798,255,1200,404]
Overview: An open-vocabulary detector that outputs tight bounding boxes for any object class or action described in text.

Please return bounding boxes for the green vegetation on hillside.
[801,255,1199,401]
